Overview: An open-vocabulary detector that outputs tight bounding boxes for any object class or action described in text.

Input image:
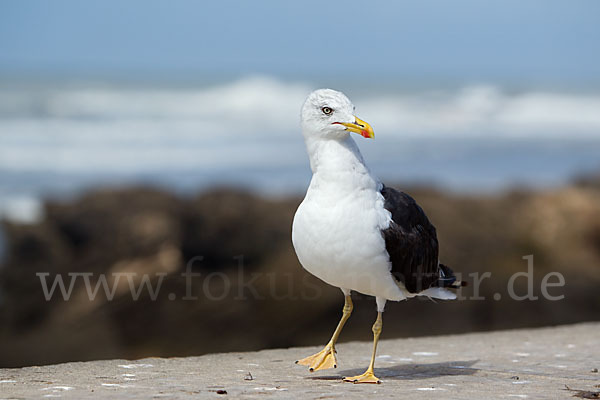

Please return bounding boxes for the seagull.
[292,89,462,384]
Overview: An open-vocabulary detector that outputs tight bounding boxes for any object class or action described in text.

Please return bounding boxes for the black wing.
[380,185,458,293]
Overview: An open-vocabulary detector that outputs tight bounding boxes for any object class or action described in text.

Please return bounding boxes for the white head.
[301,89,374,141]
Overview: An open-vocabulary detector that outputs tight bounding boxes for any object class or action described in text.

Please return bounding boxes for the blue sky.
[1,0,599,87]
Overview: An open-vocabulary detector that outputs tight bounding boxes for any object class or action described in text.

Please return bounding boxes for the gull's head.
[301,89,374,141]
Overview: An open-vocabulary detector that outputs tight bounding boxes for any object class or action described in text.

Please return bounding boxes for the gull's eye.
[321,106,333,115]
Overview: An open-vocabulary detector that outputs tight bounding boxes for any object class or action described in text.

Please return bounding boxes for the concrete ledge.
[1,323,599,399]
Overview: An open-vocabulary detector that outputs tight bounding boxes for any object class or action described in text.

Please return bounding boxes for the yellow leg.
[296,295,353,371]
[343,311,382,384]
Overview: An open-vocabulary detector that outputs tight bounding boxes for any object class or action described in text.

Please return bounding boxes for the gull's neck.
[305,134,364,172]
[303,134,380,192]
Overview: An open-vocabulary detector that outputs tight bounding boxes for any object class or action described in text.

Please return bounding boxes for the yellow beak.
[335,116,374,139]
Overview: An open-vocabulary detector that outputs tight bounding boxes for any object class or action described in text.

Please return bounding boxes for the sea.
[1,75,600,227]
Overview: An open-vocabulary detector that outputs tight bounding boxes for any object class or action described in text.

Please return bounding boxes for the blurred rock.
[0,184,599,367]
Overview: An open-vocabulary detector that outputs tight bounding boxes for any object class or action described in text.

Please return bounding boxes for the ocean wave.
[0,77,311,135]
[359,86,600,138]
[1,76,600,139]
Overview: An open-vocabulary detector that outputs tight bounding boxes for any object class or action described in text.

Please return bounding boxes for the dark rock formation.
[1,184,599,367]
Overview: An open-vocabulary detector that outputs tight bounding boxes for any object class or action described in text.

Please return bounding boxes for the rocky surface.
[1,323,599,399]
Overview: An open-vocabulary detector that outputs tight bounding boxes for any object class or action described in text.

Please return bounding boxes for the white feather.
[417,287,457,300]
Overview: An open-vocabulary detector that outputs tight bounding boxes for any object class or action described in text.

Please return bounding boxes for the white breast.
[292,147,405,301]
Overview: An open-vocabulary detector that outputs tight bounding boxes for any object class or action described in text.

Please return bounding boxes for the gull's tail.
[436,263,467,289]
